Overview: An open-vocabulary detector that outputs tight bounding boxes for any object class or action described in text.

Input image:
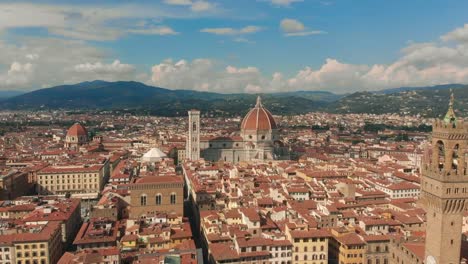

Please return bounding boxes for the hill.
[325,85,468,117]
[0,81,329,116]
[1,81,466,117]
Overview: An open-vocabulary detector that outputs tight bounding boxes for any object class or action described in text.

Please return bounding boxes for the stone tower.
[186,110,200,161]
[421,91,468,264]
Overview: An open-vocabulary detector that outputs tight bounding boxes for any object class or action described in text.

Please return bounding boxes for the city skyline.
[1,0,468,93]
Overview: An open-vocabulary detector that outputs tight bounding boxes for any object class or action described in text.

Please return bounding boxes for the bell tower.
[186,109,200,161]
[421,90,468,264]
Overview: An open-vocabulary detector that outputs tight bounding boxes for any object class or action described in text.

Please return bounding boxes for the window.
[156,194,162,205]
[170,193,176,204]
[140,194,147,206]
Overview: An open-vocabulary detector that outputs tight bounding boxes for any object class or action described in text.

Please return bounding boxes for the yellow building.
[330,228,366,264]
[37,164,107,199]
[0,221,63,264]
[288,229,330,264]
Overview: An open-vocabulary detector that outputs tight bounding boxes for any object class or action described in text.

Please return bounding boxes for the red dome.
[67,123,87,137]
[241,96,277,131]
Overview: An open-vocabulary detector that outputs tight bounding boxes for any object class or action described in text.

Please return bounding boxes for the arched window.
[156,194,162,205]
[452,144,459,170]
[436,141,445,169]
[170,193,176,204]
[140,194,147,206]
[320,245,324,251]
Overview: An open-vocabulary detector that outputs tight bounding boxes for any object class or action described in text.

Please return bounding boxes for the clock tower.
[421,91,468,264]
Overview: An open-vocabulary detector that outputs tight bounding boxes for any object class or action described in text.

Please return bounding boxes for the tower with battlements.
[421,91,468,264]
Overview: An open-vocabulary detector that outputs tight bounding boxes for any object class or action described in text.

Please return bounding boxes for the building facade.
[0,221,63,264]
[64,123,88,150]
[188,96,288,163]
[186,110,201,161]
[128,175,184,219]
[37,164,107,199]
[420,92,468,264]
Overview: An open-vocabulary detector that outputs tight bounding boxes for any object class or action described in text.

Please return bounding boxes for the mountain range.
[0,81,466,117]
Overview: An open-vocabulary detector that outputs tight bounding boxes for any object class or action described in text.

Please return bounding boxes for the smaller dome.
[241,96,277,131]
[67,123,87,137]
[142,148,167,162]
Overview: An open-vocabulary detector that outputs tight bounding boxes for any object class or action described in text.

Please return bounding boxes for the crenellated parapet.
[422,90,468,264]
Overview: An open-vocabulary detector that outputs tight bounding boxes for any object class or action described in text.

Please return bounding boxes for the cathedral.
[186,96,288,163]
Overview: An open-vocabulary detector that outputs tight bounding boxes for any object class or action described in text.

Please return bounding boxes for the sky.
[1,0,468,94]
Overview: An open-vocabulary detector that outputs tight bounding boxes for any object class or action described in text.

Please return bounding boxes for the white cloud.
[266,0,303,7]
[3,22,468,95]
[201,26,262,35]
[233,37,255,44]
[0,62,35,89]
[149,24,468,94]
[127,26,179,35]
[163,0,215,12]
[0,38,137,90]
[280,19,305,33]
[25,54,40,60]
[286,35,468,93]
[0,3,183,41]
[280,18,324,37]
[441,24,468,43]
[285,30,324,37]
[74,60,135,74]
[164,0,192,5]
[150,59,267,93]
[191,1,215,12]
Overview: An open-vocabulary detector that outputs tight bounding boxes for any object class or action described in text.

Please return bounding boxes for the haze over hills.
[326,85,468,118]
[0,81,466,117]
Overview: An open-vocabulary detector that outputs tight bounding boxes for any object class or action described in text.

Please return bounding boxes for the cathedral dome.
[67,123,88,137]
[241,96,277,131]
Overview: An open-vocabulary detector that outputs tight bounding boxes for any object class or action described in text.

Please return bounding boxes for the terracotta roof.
[290,229,330,239]
[133,175,183,184]
[67,123,87,137]
[241,96,277,131]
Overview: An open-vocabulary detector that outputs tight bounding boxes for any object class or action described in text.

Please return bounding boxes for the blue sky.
[1,0,468,93]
